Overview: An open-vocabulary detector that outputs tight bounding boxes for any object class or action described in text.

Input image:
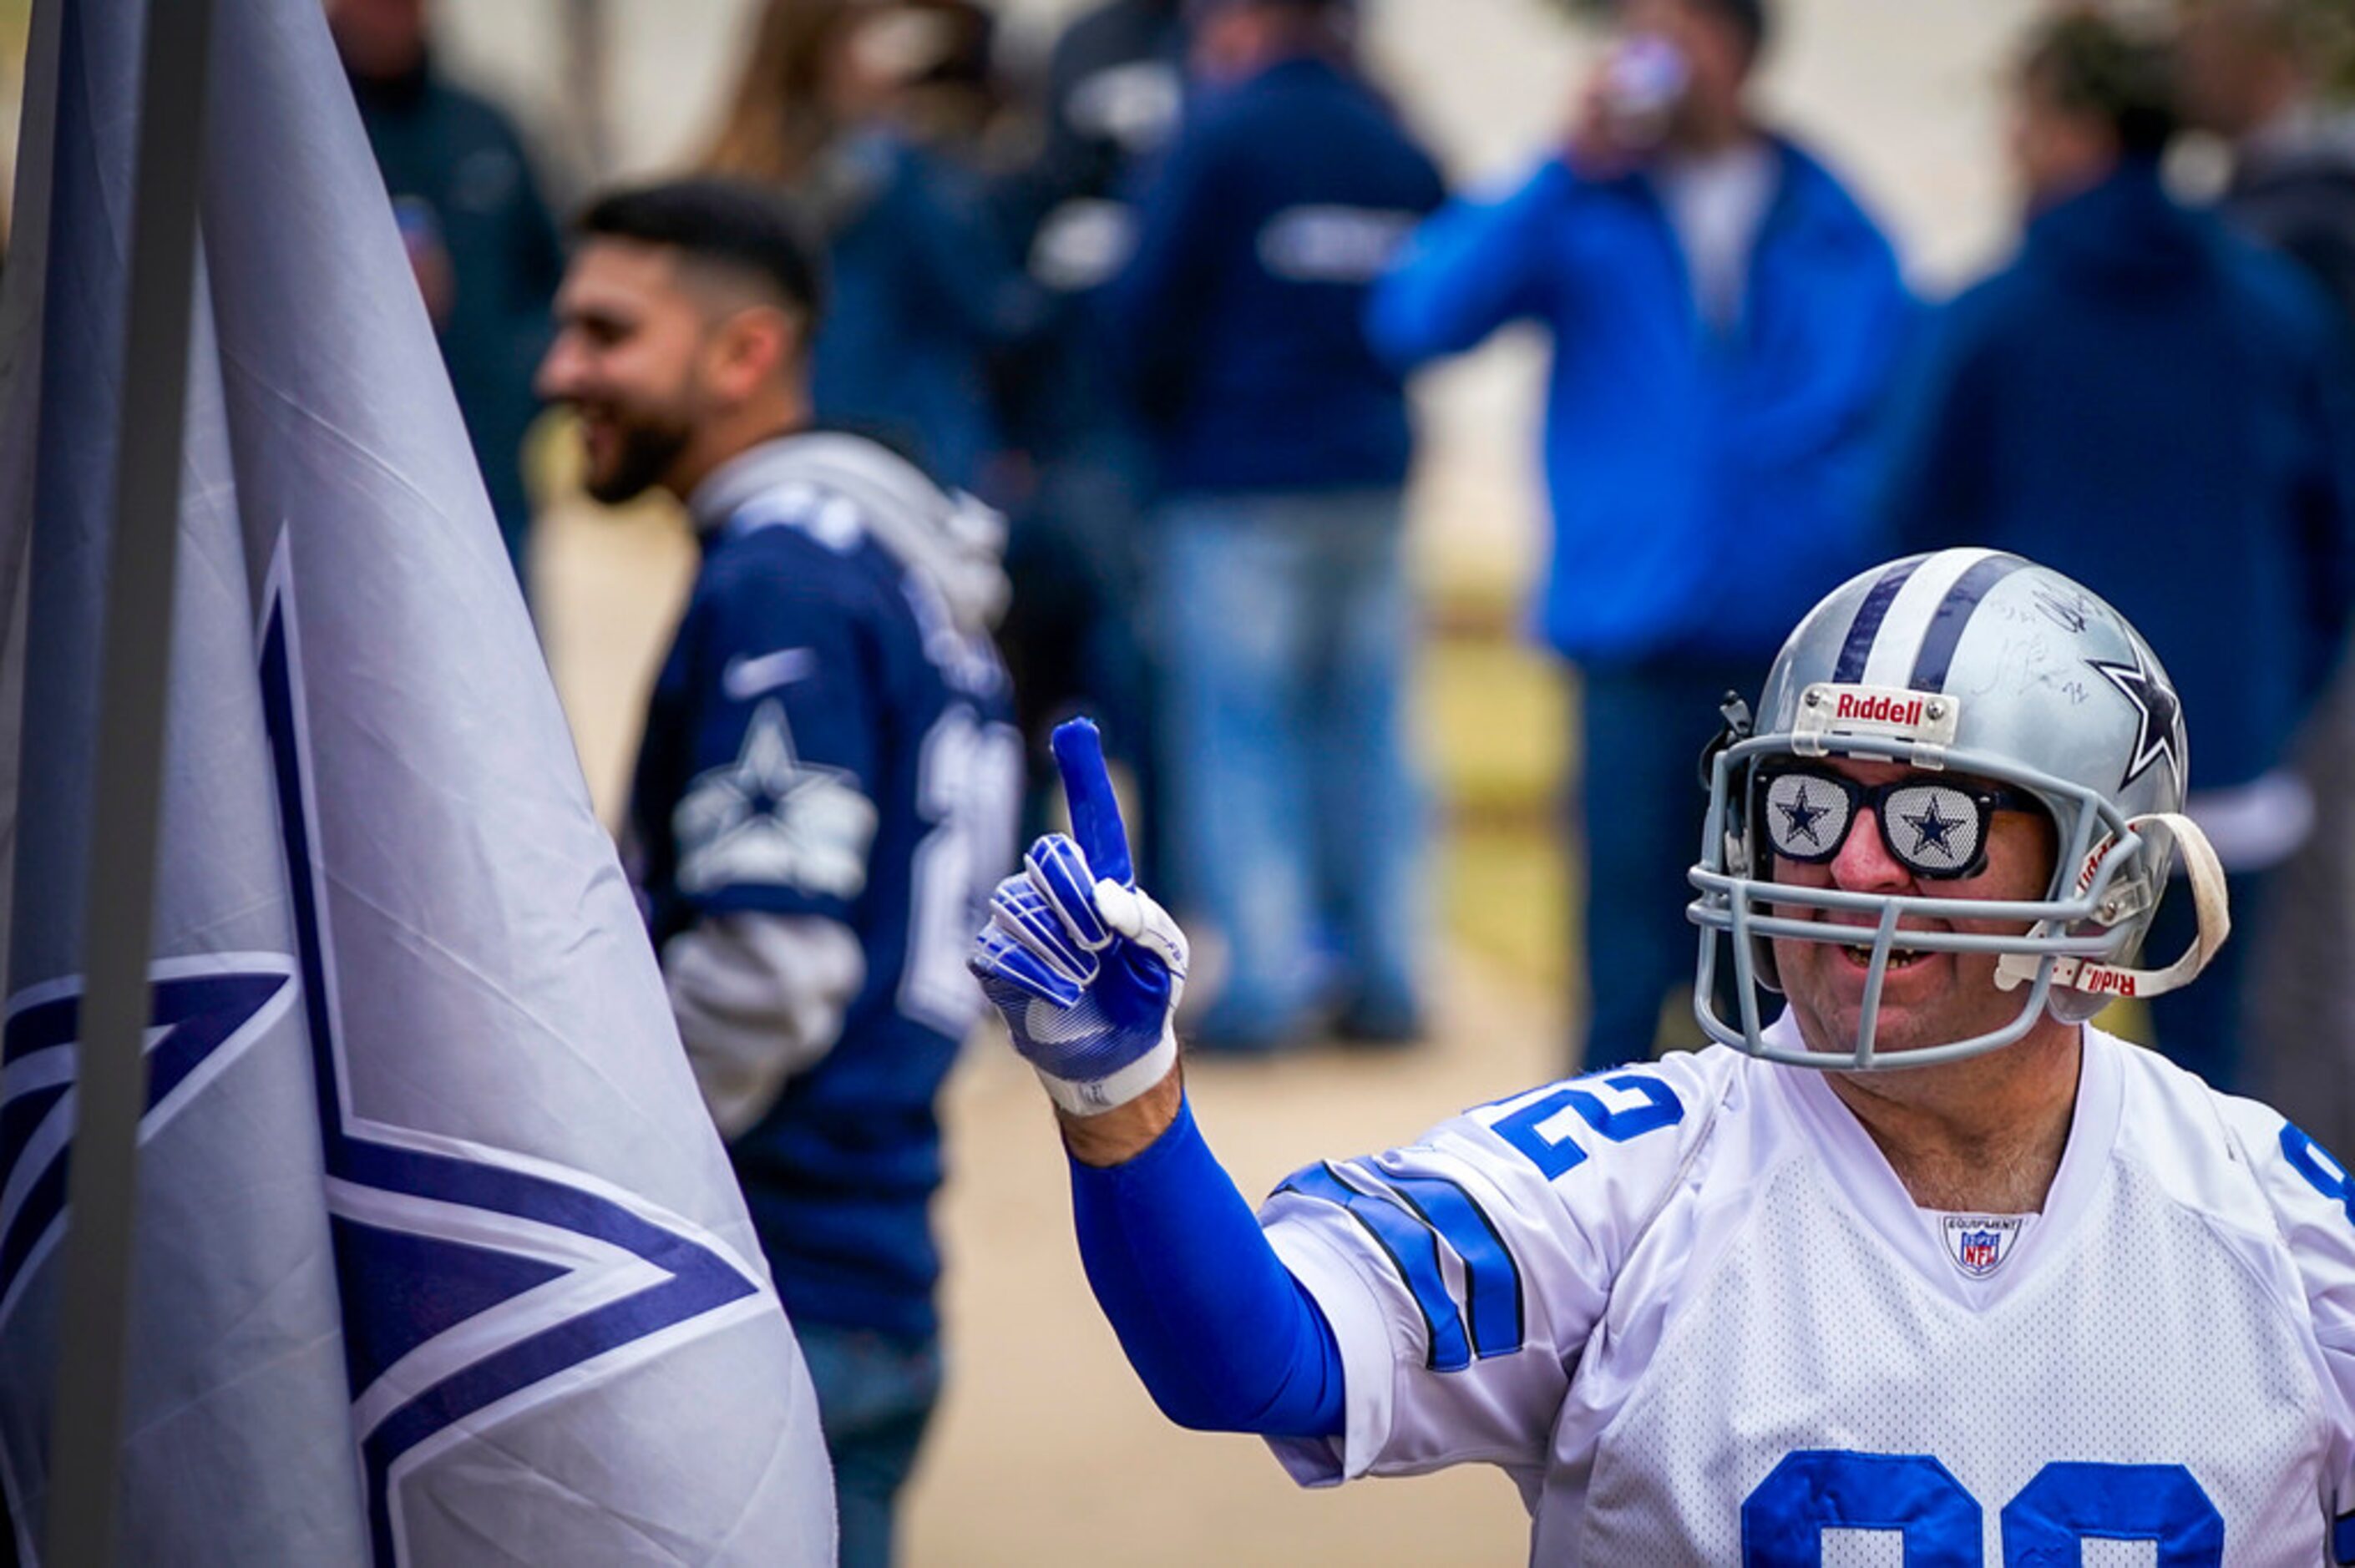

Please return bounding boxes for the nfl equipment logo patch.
[1942,1214,2025,1278]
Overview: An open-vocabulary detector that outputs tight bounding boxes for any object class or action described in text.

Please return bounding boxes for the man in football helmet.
[962,554,2355,1565]
[1689,545,2229,1070]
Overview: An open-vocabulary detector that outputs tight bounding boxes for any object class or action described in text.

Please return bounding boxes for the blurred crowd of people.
[336,0,1461,1061]
[330,0,2355,1557]
[337,0,2355,1079]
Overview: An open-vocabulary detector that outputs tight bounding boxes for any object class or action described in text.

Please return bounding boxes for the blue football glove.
[968,719,1188,1115]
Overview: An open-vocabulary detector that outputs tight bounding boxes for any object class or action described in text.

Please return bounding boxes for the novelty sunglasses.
[1754,765,2046,881]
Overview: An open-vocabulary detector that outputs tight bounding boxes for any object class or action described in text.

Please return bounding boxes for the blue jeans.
[1577,656,1767,1071]
[795,1323,942,1568]
[1155,489,1426,1047]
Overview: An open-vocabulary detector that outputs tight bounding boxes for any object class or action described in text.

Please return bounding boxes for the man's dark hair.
[2023,11,2180,157]
[1693,0,1770,58]
[1550,0,1771,55]
[576,179,827,325]
[1183,0,1350,20]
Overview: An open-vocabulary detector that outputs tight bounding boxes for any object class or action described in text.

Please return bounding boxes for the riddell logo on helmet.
[1834,692,1926,726]
[1795,682,1960,746]
[2077,966,2137,998]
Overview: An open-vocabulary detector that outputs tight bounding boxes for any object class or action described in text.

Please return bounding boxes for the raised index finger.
[1050,717,1132,888]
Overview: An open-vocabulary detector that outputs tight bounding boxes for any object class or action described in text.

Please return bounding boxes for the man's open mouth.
[1828,933,1937,971]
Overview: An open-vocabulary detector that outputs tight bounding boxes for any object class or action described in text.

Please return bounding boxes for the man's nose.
[534,332,582,401]
[1830,805,1912,893]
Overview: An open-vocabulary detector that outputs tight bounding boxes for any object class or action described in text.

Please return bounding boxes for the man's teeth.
[1841,943,1929,968]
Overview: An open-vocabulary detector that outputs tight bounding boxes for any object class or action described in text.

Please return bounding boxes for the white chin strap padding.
[1994,812,2231,1002]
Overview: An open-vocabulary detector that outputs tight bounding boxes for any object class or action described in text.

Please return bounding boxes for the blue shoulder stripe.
[1279,1162,1532,1370]
[1384,1173,1524,1360]
[1280,1163,1471,1372]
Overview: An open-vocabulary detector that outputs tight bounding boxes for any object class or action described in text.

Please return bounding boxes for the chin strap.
[1993,812,2231,1003]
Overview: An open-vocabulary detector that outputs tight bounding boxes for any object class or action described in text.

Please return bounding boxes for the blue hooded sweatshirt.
[1881,159,2355,792]
[1369,142,1912,665]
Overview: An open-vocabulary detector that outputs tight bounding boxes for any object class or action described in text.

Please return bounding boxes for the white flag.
[0,1,836,1562]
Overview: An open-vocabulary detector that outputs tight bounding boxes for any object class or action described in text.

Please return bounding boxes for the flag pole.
[45,0,218,1560]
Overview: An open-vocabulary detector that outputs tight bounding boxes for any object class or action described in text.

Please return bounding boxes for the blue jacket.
[1369,143,1911,664]
[1104,54,1446,495]
[812,134,1041,496]
[1882,161,2355,792]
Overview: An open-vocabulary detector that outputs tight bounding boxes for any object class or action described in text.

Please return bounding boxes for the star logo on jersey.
[1777,789,1831,848]
[0,959,297,1323]
[673,699,878,899]
[2086,651,2183,792]
[260,575,772,1566]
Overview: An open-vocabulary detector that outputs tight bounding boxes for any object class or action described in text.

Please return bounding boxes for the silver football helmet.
[1688,548,2230,1070]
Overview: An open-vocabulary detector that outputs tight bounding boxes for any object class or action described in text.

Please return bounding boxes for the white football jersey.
[1259,1018,2355,1565]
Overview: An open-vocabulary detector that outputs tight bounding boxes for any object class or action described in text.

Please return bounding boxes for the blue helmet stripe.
[1907,554,2025,692]
[1832,559,1922,683]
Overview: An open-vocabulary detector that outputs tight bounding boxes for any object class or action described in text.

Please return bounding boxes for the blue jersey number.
[1487,1073,1683,1180]
[1743,1452,2221,1565]
[900,706,1021,1037]
[2283,1123,2355,1226]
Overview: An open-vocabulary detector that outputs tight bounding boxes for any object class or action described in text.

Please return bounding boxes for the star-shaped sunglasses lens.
[1755,766,2043,881]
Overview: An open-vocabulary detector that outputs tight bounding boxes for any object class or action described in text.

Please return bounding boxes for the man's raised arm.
[966,720,1345,1434]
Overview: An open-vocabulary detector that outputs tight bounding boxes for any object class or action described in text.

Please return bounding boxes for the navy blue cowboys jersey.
[631,443,1020,1340]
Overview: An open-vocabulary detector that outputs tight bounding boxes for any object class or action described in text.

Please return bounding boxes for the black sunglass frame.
[1750,764,2048,882]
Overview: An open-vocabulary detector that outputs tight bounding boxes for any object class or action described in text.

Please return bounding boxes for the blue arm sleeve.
[1364,157,1573,372]
[1069,1097,1347,1438]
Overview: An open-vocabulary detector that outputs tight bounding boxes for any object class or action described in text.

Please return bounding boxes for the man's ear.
[706,303,806,403]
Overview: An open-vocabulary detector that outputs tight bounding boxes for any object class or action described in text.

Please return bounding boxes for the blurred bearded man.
[538,180,1021,1568]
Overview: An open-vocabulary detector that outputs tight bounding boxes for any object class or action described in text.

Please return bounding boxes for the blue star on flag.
[256,581,767,1565]
[0,958,296,1321]
[1,572,776,1568]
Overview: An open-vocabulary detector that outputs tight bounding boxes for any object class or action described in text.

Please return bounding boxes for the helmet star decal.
[2085,650,2183,792]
